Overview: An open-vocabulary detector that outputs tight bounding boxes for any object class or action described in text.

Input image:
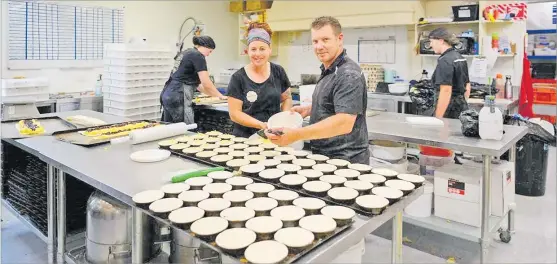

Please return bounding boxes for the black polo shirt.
[432,47,470,95]
[309,50,370,164]
[171,48,207,86]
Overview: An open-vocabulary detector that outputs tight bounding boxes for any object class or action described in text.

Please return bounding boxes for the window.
[8,1,124,63]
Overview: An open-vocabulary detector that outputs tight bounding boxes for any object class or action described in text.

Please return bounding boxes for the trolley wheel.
[499,230,512,243]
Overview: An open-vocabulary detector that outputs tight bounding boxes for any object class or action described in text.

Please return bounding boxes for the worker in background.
[160,35,226,123]
[267,16,369,164]
[428,27,471,119]
[227,22,293,138]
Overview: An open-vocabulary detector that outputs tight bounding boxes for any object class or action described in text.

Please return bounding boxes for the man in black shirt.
[267,16,369,164]
[429,28,471,119]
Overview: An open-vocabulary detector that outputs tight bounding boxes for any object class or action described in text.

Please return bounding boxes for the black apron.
[160,78,195,124]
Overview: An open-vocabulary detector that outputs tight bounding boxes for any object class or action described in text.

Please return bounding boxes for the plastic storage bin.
[404,182,433,217]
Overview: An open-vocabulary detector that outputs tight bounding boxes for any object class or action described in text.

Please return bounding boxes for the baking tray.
[53,120,161,147]
[1,116,77,139]
[164,147,406,217]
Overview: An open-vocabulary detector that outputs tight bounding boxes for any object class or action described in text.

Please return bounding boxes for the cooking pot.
[169,226,221,264]
[370,140,405,161]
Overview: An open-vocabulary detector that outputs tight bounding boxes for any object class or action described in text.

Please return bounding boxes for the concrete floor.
[1,148,555,263]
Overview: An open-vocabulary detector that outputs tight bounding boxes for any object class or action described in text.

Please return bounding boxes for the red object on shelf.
[519,48,534,118]
[533,114,556,124]
[419,146,453,157]
[533,87,557,105]
[533,79,557,84]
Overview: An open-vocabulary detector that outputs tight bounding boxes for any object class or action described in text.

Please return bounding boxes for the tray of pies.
[53,120,161,147]
[1,116,77,139]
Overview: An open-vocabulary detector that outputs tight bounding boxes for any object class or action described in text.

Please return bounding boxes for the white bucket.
[404,182,433,218]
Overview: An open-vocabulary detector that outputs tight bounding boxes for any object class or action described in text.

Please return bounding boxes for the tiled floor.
[2,148,555,263]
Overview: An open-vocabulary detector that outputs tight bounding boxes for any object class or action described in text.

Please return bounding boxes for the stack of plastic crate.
[103,43,173,120]
[1,78,49,103]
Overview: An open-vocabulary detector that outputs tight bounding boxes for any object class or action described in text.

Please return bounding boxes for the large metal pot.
[86,191,161,264]
[169,226,221,264]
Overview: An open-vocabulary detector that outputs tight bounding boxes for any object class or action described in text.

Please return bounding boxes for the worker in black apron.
[160,35,226,123]
[227,23,293,138]
[429,28,471,119]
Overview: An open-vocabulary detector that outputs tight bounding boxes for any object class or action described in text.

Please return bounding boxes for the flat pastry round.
[132,190,164,204]
[203,183,233,195]
[240,164,266,174]
[168,206,205,224]
[274,146,294,153]
[298,169,324,179]
[273,154,296,162]
[327,187,359,200]
[191,133,208,140]
[218,134,236,140]
[396,174,425,184]
[158,139,177,147]
[206,131,223,137]
[220,207,256,222]
[312,164,338,174]
[246,183,275,193]
[208,171,234,181]
[279,174,307,186]
[326,159,351,167]
[190,217,228,236]
[217,140,234,146]
[188,140,206,147]
[260,143,278,150]
[229,151,248,158]
[372,186,404,199]
[245,154,266,162]
[371,168,398,177]
[271,205,305,221]
[232,137,248,143]
[293,197,326,210]
[356,195,389,209]
[289,150,310,157]
[149,198,183,213]
[260,150,281,158]
[292,158,317,168]
[222,190,254,203]
[321,206,356,220]
[276,163,302,173]
[268,190,299,201]
[195,151,217,159]
[205,137,221,144]
[214,147,233,154]
[178,190,210,203]
[197,198,231,212]
[200,144,218,150]
[244,240,288,264]
[245,216,283,234]
[216,228,256,250]
[358,174,387,184]
[226,159,250,168]
[170,143,189,150]
[302,181,332,193]
[299,215,337,233]
[307,154,330,162]
[230,143,249,150]
[319,175,347,185]
[245,197,279,212]
[258,158,281,167]
[161,183,190,195]
[259,168,286,180]
[210,155,234,163]
[245,139,264,146]
[344,180,374,191]
[274,227,314,248]
[245,146,264,154]
[385,179,416,191]
[348,163,373,172]
[182,147,203,154]
[175,136,191,143]
[225,176,254,187]
[334,169,361,179]
[185,177,213,187]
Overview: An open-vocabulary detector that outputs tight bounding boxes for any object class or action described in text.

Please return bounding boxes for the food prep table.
[2,110,527,264]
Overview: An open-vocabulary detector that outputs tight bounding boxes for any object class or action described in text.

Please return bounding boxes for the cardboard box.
[434,161,515,227]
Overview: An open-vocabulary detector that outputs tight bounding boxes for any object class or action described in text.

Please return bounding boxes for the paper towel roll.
[129,122,197,145]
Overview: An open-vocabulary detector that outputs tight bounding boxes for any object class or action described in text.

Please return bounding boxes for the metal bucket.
[169,226,221,264]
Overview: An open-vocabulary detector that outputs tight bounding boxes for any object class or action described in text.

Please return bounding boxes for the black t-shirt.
[309,50,370,164]
[226,63,291,137]
[171,48,207,86]
[432,47,470,95]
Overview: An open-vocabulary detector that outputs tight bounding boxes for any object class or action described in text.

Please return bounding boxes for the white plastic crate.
[104,58,173,67]
[103,92,160,102]
[103,98,160,109]
[103,71,169,80]
[1,86,49,96]
[103,78,167,87]
[103,86,162,96]
[2,78,49,89]
[104,65,172,74]
[1,93,49,102]
[104,105,160,116]
[127,111,162,120]
[104,50,173,59]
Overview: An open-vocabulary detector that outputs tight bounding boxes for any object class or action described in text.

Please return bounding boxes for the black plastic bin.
[515,134,550,196]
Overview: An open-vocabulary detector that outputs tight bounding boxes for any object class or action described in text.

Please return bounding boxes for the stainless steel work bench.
[3,110,422,264]
[366,112,528,263]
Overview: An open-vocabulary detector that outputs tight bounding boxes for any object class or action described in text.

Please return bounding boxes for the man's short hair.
[311,16,342,35]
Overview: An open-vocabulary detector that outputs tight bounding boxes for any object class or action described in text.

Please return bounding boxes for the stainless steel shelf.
[2,199,47,242]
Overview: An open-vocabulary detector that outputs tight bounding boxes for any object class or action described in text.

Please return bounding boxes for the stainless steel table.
[6,110,421,264]
[367,112,528,263]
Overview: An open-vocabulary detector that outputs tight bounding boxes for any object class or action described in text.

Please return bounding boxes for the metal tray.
[53,120,161,147]
[1,116,77,139]
[165,148,393,217]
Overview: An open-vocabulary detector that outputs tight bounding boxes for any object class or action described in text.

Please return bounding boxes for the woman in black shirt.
[227,23,293,138]
[160,36,226,123]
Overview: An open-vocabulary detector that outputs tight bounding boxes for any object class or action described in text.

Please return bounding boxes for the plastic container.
[103,105,160,116]
[479,95,504,140]
[103,99,160,109]
[404,182,433,217]
[533,87,556,105]
[103,87,162,96]
[418,146,452,157]
[495,74,505,99]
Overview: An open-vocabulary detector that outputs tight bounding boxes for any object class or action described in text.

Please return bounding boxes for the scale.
[1,100,40,120]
